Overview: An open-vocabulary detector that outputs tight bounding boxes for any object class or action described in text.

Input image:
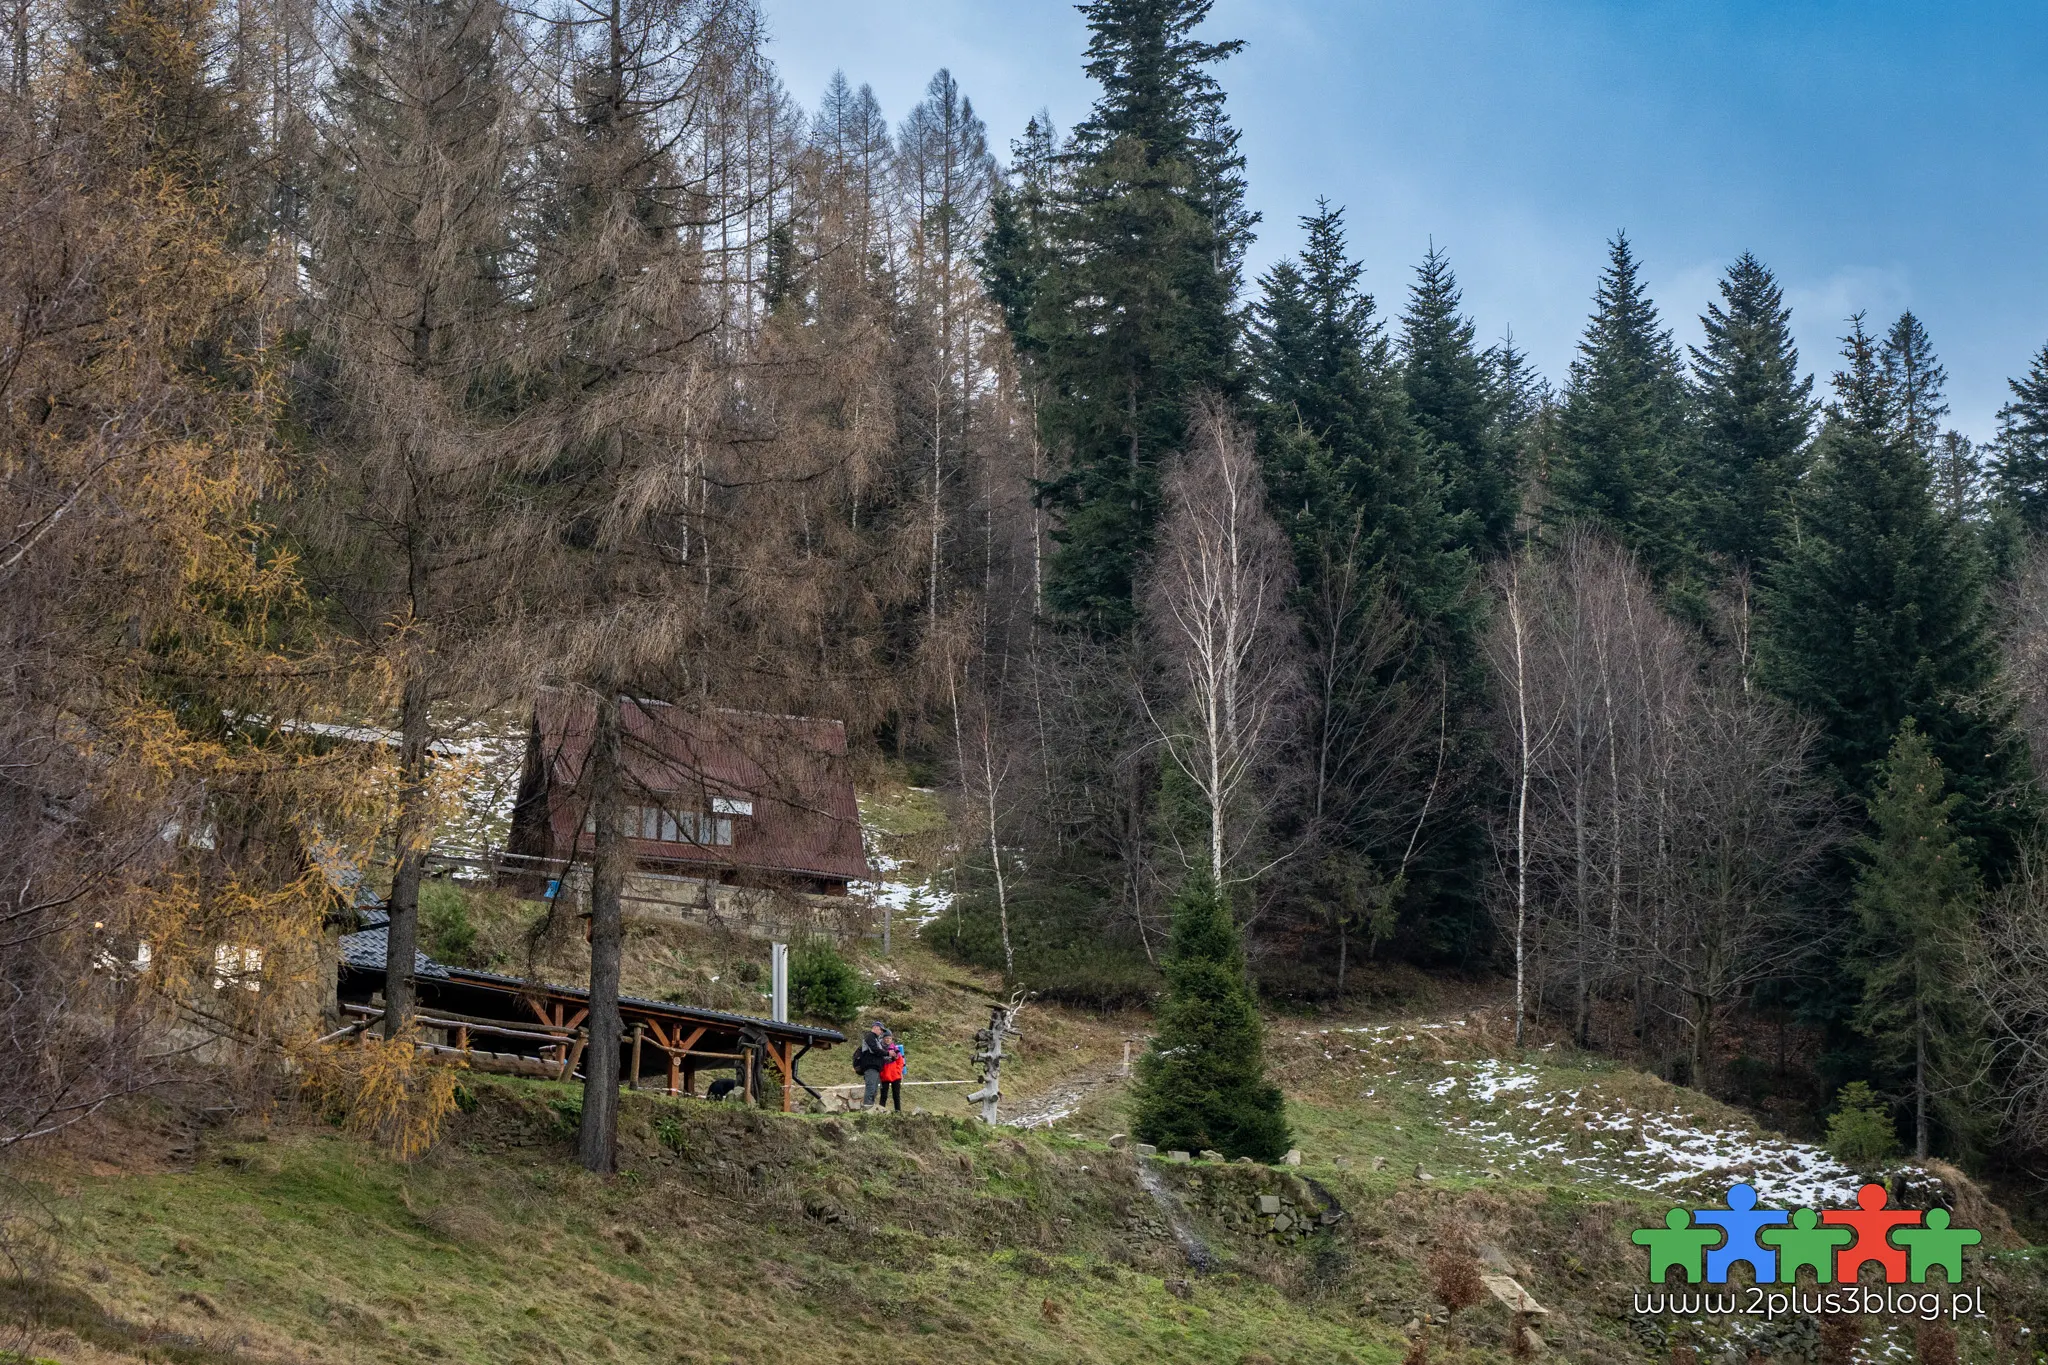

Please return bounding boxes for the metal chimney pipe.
[770,941,788,1023]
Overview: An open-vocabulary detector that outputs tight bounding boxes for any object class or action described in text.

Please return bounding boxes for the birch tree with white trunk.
[1143,400,1302,888]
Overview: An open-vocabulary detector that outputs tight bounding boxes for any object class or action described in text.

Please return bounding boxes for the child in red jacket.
[879,1032,905,1112]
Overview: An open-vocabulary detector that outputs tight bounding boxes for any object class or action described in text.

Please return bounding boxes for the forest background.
[10,0,2048,1181]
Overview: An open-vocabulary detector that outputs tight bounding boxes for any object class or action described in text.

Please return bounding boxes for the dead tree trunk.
[382,663,433,1038]
[578,687,627,1173]
[967,993,1025,1123]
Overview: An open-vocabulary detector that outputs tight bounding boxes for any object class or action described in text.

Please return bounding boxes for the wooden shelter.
[505,691,870,896]
[338,911,841,1111]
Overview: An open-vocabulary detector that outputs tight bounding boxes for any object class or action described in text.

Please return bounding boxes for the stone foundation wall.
[557,866,873,944]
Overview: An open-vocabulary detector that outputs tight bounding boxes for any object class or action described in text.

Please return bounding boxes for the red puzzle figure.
[1821,1183,1921,1283]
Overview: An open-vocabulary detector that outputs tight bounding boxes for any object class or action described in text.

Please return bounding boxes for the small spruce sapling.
[1130,875,1290,1161]
[1823,1081,1901,1168]
[791,938,869,1025]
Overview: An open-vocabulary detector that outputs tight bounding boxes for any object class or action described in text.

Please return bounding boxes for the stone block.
[1135,1143,1157,1157]
[1257,1194,1282,1214]
[1107,1133,1128,1149]
[1166,1149,1191,1164]
[1198,1149,1223,1162]
[1280,1148,1302,1166]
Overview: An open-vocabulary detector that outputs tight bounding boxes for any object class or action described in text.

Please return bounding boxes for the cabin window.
[592,804,736,846]
[213,944,263,990]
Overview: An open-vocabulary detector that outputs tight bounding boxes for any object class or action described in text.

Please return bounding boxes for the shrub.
[1825,1081,1901,1167]
[1130,875,1290,1161]
[418,880,479,966]
[790,938,868,1025]
[1427,1248,1485,1316]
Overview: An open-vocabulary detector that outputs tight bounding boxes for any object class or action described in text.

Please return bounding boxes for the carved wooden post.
[967,991,1026,1124]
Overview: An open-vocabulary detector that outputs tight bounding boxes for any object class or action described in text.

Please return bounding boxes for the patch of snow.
[1428,1060,1891,1207]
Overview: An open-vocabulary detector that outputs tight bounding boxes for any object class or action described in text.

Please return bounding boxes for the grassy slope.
[8,782,2046,1363]
[19,979,2047,1365]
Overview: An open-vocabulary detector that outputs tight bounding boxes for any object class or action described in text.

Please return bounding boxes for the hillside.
[7,932,2046,1365]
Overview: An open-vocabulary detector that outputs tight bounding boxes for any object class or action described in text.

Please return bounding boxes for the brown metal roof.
[527,690,871,886]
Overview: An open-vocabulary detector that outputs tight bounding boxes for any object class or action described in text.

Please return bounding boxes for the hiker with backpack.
[852,1021,889,1110]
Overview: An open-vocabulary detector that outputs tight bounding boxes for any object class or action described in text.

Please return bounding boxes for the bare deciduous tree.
[304,0,528,1039]
[1487,532,1838,1073]
[1142,399,1301,888]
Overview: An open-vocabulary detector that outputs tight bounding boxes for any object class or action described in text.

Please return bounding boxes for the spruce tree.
[1880,311,1950,459]
[1403,245,1517,554]
[1032,0,1250,635]
[1851,722,1984,1159]
[1244,204,1485,959]
[1992,341,2048,536]
[1131,875,1290,1160]
[978,112,1058,362]
[1687,252,1814,572]
[1760,317,2030,859]
[1549,234,1694,584]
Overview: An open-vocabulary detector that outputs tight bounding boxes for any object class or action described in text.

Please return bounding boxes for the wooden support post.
[560,1030,587,1082]
[683,1058,697,1096]
[457,1026,469,1052]
[667,1051,680,1096]
[766,1039,794,1113]
[742,1046,754,1106]
[629,1024,644,1092]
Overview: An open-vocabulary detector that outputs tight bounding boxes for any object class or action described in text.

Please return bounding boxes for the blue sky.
[759,1,2048,440]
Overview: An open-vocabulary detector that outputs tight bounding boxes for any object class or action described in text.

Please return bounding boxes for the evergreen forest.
[14,0,2048,1190]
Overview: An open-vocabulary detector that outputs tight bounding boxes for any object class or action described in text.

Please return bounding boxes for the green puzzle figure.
[1632,1209,1718,1283]
[1892,1209,1982,1283]
[1758,1209,1854,1283]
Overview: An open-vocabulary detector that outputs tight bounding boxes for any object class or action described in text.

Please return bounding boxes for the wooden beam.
[767,1038,794,1113]
[629,1024,644,1092]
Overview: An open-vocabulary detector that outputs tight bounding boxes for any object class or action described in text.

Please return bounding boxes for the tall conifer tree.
[1246,204,1485,958]
[1851,722,1985,1159]
[1687,252,1813,572]
[1032,0,1250,635]
[1549,234,1693,583]
[978,113,1058,363]
[1403,245,1516,554]
[1880,311,1950,459]
[1992,342,2048,537]
[1761,317,2029,859]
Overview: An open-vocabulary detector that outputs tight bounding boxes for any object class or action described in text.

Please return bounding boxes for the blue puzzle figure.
[1695,1182,1789,1283]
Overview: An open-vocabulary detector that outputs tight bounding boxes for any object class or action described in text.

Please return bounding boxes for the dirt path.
[1002,1062,1125,1129]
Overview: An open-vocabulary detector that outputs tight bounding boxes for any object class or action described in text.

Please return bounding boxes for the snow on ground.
[1429,1056,1876,1207]
[1310,1022,1895,1208]
[850,847,955,929]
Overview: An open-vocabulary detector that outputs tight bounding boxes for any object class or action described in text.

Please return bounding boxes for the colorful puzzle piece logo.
[1632,1182,1980,1286]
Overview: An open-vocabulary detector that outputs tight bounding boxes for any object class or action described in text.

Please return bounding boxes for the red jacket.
[880,1042,905,1083]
